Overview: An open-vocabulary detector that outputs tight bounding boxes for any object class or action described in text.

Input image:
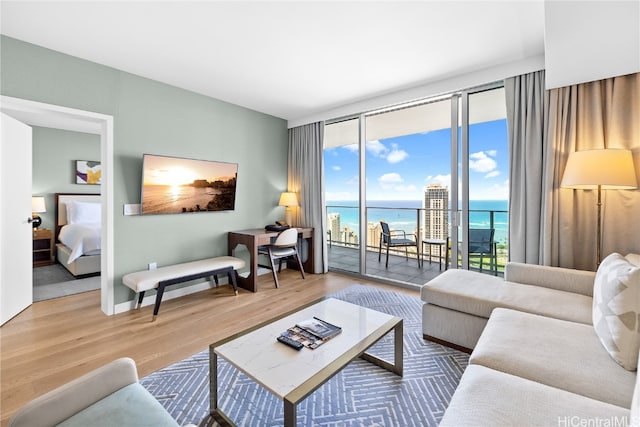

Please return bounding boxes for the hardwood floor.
[0,271,419,426]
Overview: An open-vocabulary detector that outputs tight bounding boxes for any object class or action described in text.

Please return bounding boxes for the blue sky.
[324,119,509,201]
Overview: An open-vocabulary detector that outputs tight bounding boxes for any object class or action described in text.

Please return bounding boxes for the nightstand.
[33,228,53,267]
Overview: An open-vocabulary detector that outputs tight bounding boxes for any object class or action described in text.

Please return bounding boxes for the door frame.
[0,95,115,315]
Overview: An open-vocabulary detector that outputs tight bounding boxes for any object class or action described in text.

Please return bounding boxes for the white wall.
[544,1,640,89]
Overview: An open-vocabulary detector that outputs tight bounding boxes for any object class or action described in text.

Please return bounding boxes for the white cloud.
[485,170,500,178]
[378,172,417,192]
[486,150,497,157]
[425,174,451,188]
[366,140,388,157]
[332,165,341,171]
[470,151,497,173]
[386,143,408,164]
[343,143,358,153]
[379,172,403,184]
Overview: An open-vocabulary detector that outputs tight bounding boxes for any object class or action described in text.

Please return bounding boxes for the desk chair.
[468,228,497,275]
[378,221,420,268]
[258,228,305,288]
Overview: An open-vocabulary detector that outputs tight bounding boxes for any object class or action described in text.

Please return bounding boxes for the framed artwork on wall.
[76,160,101,185]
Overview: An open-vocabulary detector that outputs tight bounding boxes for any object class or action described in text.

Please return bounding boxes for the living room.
[1,1,639,426]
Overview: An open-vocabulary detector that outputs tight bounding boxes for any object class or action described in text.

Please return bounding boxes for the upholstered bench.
[123,256,245,321]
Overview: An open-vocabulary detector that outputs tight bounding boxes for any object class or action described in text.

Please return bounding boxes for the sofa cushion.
[593,253,640,371]
[626,253,640,267]
[57,383,179,427]
[439,365,630,427]
[632,352,640,427]
[470,308,636,408]
[420,269,592,324]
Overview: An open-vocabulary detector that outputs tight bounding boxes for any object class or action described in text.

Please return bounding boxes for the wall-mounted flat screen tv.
[141,154,238,215]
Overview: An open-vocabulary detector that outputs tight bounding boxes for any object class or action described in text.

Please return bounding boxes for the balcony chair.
[468,228,497,275]
[258,228,305,288]
[378,221,420,268]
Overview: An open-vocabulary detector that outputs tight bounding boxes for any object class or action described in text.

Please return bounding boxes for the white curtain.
[507,71,640,271]
[288,122,328,273]
[505,70,548,265]
[545,73,640,270]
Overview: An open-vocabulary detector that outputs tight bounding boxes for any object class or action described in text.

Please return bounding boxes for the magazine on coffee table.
[280,317,342,349]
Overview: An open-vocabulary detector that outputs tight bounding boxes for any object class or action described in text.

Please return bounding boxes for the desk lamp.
[31,196,46,230]
[279,192,298,226]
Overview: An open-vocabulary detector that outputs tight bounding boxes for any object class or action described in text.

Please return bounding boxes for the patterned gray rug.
[140,284,468,426]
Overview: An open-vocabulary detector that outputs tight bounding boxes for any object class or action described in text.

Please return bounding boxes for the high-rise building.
[367,221,382,249]
[341,226,358,246]
[423,184,449,240]
[328,213,341,244]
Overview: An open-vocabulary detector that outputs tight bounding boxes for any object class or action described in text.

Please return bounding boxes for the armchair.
[8,357,194,427]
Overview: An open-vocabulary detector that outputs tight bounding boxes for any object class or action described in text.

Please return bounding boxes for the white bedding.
[58,222,101,264]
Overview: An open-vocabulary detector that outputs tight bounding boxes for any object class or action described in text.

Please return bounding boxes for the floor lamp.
[561,148,637,268]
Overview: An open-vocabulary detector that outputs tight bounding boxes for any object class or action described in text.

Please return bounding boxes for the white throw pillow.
[67,201,101,225]
[593,253,640,371]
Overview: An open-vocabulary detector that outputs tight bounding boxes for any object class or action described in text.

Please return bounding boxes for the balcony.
[326,205,508,286]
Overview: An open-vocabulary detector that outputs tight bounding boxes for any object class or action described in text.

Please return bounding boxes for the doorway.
[31,128,102,301]
[0,95,115,315]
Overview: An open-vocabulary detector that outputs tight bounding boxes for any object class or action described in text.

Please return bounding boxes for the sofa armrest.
[9,357,139,427]
[504,262,596,297]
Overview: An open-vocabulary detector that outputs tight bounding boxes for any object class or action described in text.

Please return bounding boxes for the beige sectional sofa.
[421,253,640,426]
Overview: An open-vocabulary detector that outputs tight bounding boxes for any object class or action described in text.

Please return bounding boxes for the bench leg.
[152,284,166,322]
[228,270,239,295]
[211,275,219,287]
[137,291,145,310]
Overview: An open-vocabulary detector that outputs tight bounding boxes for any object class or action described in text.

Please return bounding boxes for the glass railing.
[325,205,508,273]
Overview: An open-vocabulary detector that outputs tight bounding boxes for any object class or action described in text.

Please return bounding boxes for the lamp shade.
[278,192,299,207]
[32,196,46,213]
[561,149,637,190]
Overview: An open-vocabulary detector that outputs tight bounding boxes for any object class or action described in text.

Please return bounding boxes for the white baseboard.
[114,277,232,314]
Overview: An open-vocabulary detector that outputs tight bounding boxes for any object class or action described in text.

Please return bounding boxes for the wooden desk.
[228,228,314,292]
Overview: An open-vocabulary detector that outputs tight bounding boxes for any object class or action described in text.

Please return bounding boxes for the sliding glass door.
[324,117,361,274]
[323,84,509,284]
[455,86,508,274]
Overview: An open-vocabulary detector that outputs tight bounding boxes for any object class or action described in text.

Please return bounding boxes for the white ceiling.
[0,1,546,123]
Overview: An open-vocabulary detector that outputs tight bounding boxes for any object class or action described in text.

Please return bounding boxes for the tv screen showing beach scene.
[141,154,238,215]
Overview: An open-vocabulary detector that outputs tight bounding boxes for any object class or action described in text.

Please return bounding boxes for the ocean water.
[326,199,509,244]
[142,185,223,214]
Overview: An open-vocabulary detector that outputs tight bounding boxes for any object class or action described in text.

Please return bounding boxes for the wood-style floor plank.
[0,271,419,426]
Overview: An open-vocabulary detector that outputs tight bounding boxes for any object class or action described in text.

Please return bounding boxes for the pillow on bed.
[66,201,101,225]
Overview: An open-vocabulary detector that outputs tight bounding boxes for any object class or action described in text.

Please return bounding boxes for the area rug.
[33,264,101,302]
[140,284,469,426]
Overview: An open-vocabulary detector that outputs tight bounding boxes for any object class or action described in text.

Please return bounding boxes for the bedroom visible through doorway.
[31,128,103,301]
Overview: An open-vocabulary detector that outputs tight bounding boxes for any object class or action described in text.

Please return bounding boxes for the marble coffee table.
[209,297,403,426]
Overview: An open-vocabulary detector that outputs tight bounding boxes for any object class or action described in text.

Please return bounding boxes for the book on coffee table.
[279,317,342,349]
[296,317,342,340]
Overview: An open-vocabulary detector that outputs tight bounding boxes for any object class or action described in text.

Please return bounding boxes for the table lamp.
[278,192,298,226]
[31,196,46,230]
[561,148,637,267]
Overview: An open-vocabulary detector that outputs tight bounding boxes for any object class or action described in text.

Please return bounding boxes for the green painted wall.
[2,36,289,304]
[32,127,101,231]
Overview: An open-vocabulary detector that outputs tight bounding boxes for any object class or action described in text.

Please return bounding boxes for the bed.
[55,193,102,277]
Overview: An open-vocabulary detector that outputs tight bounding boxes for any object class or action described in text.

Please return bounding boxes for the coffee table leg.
[284,398,296,427]
[393,320,404,376]
[359,319,403,376]
[210,348,237,426]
